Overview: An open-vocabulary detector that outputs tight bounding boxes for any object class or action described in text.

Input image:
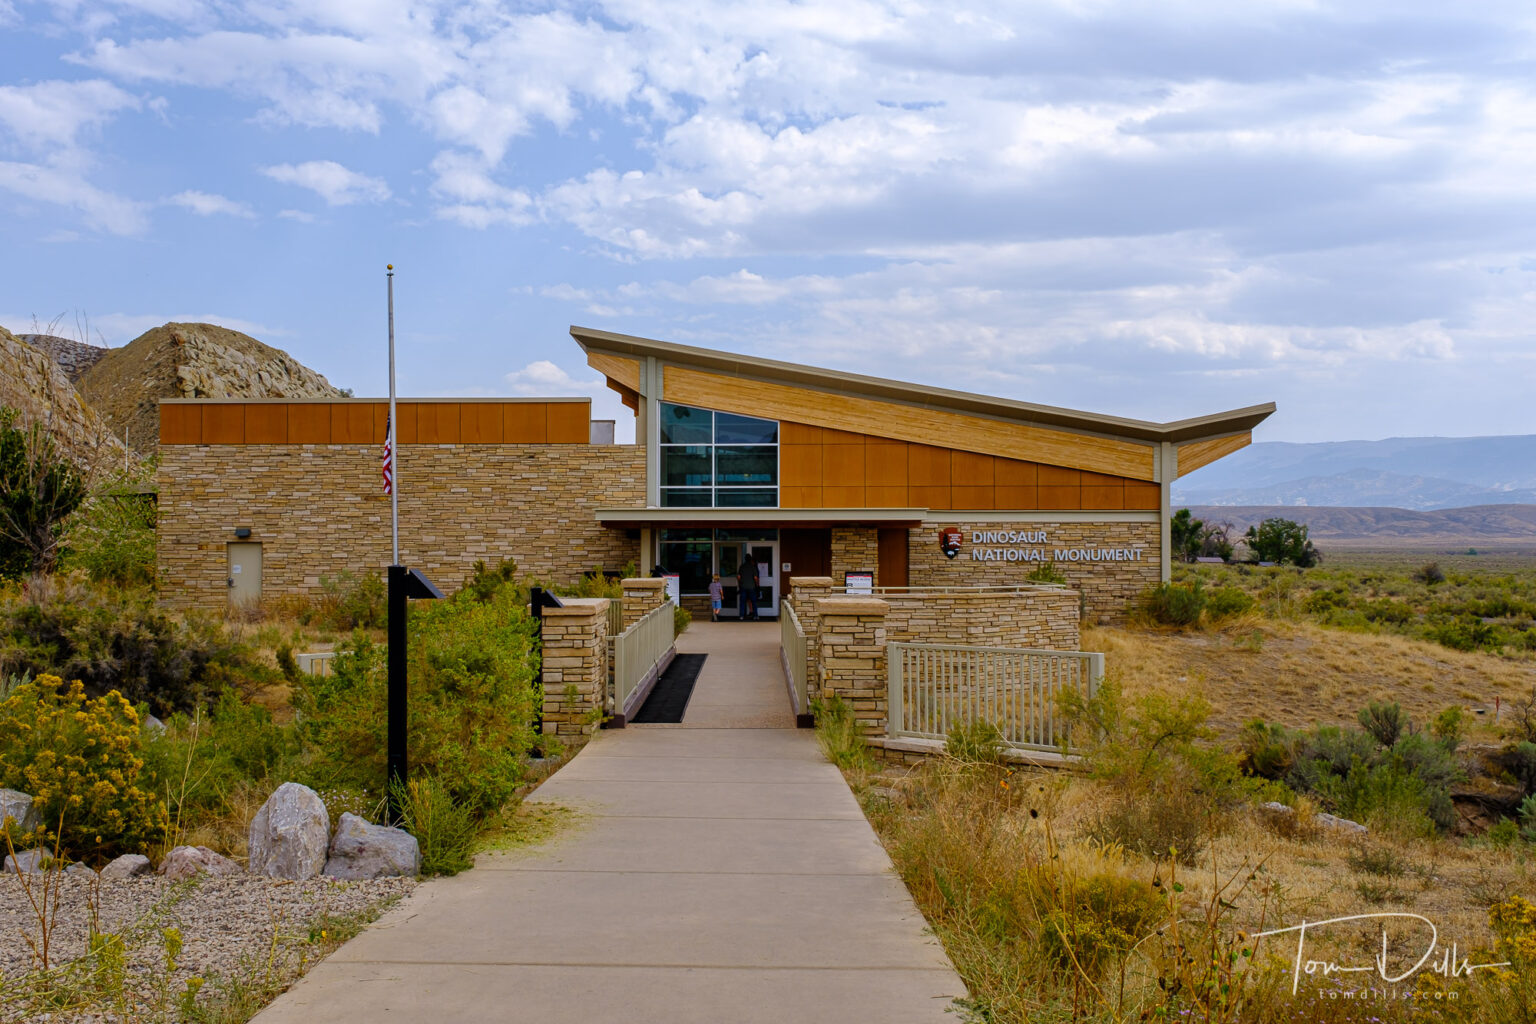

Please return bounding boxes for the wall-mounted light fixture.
[234,527,252,539]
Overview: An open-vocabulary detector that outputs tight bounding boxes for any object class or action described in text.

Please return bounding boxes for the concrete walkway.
[254,623,966,1024]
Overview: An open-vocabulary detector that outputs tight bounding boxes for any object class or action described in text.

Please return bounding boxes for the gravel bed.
[0,870,414,1022]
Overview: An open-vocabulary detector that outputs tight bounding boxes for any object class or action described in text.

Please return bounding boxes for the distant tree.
[0,407,87,578]
[1244,518,1321,567]
[1170,508,1205,563]
[1199,520,1236,562]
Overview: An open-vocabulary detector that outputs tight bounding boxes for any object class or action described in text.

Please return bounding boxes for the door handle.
[228,577,235,588]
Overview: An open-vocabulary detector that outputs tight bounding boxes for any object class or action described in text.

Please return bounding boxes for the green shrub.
[391,774,474,876]
[0,675,168,859]
[314,571,387,631]
[1024,560,1068,585]
[1520,794,1536,843]
[945,719,1006,764]
[1204,586,1254,620]
[60,465,157,587]
[812,695,874,772]
[673,603,692,637]
[294,580,540,816]
[1036,871,1166,977]
[1358,700,1407,747]
[0,407,87,579]
[1136,581,1205,627]
[1414,562,1446,585]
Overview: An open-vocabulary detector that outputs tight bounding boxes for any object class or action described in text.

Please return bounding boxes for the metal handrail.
[611,602,675,719]
[887,642,1103,753]
[831,584,1068,595]
[780,599,810,714]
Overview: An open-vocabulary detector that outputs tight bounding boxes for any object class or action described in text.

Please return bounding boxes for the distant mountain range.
[1174,435,1536,511]
[1186,504,1536,543]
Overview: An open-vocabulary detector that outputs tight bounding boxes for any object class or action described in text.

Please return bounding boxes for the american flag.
[381,414,394,495]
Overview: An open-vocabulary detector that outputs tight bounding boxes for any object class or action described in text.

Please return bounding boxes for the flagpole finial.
[387,263,393,272]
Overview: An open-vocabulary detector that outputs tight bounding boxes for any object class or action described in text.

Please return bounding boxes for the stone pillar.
[789,576,833,697]
[830,527,880,587]
[815,596,890,737]
[540,598,610,740]
[620,577,667,631]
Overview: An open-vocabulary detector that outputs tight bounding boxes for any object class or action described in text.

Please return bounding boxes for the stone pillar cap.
[540,597,610,616]
[790,576,834,587]
[620,577,667,589]
[815,596,890,614]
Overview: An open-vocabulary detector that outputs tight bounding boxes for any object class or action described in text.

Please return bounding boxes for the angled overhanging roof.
[596,507,927,528]
[571,325,1274,446]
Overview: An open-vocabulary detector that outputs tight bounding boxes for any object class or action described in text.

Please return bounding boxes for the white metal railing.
[887,643,1103,753]
[831,584,1069,595]
[780,599,810,714]
[606,600,625,638]
[610,602,676,720]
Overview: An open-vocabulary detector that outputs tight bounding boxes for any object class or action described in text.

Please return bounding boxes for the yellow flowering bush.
[0,674,168,859]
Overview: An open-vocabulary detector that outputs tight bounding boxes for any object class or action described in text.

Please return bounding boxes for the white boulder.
[1316,812,1368,834]
[323,813,421,880]
[0,789,39,834]
[248,783,331,880]
[159,845,241,882]
[100,853,154,880]
[4,848,52,874]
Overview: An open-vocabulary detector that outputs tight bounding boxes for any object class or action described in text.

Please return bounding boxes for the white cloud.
[165,189,255,218]
[0,158,147,234]
[277,208,315,222]
[262,160,390,205]
[504,359,635,442]
[0,78,138,151]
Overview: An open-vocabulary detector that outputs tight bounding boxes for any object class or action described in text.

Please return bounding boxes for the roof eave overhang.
[596,507,927,529]
[572,325,1274,445]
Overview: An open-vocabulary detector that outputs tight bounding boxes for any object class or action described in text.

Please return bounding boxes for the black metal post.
[387,564,407,821]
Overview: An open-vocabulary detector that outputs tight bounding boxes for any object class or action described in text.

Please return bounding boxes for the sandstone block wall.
[157,442,644,608]
[620,577,668,631]
[830,527,880,587]
[540,599,610,740]
[815,597,889,736]
[881,589,1079,650]
[907,520,1159,622]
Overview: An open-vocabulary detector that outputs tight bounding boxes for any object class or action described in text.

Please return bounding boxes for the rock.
[323,813,421,880]
[3,848,51,874]
[1316,812,1368,834]
[64,862,96,878]
[0,788,40,833]
[100,853,153,880]
[142,714,166,735]
[248,782,330,880]
[1259,801,1293,815]
[158,845,241,882]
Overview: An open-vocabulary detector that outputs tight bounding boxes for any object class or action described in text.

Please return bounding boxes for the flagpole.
[387,264,398,566]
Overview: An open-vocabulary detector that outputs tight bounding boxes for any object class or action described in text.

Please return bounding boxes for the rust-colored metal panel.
[414,403,459,443]
[908,444,952,486]
[823,484,866,507]
[780,421,822,445]
[995,458,1038,486]
[780,445,823,488]
[287,403,332,443]
[158,404,202,444]
[504,403,547,442]
[865,443,909,487]
[393,403,420,443]
[780,485,823,508]
[459,403,504,443]
[201,404,245,443]
[242,404,287,443]
[951,450,995,485]
[1125,482,1162,510]
[877,528,909,587]
[372,403,390,444]
[995,485,1038,509]
[1082,484,1125,509]
[910,484,952,509]
[820,427,866,444]
[546,402,590,443]
[866,485,909,507]
[1037,464,1081,486]
[1037,485,1083,510]
[952,485,996,510]
[823,444,865,485]
[1081,470,1125,486]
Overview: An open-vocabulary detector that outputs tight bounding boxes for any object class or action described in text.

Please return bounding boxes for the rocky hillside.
[78,323,345,455]
[0,326,129,468]
[1187,504,1536,543]
[20,333,111,382]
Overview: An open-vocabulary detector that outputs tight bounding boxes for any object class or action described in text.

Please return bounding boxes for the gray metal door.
[227,542,263,610]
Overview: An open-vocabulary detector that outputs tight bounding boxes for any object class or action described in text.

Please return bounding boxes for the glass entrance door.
[749,542,778,619]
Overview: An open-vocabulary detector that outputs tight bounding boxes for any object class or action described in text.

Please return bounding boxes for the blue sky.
[2,0,1534,446]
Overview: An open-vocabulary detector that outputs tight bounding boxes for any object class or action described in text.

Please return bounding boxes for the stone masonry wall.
[907,520,1159,622]
[157,443,644,608]
[620,577,668,631]
[830,526,880,587]
[815,597,889,736]
[540,599,610,741]
[788,576,834,698]
[881,589,1079,650]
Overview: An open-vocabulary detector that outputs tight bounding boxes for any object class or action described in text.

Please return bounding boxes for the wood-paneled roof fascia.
[571,326,1274,447]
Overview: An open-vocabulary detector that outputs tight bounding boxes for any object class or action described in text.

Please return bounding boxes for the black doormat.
[631,654,707,724]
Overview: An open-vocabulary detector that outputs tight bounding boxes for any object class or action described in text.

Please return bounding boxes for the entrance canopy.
[596,507,925,529]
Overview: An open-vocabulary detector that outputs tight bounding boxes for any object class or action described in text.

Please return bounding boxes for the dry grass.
[1082,619,1536,740]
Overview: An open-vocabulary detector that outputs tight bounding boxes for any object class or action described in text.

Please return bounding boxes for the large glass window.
[659,402,778,507]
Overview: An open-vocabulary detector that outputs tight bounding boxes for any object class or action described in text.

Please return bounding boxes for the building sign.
[964,530,1146,564]
[845,571,874,594]
[939,527,963,559]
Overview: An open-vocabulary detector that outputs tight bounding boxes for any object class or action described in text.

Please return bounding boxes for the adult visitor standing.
[737,553,758,620]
